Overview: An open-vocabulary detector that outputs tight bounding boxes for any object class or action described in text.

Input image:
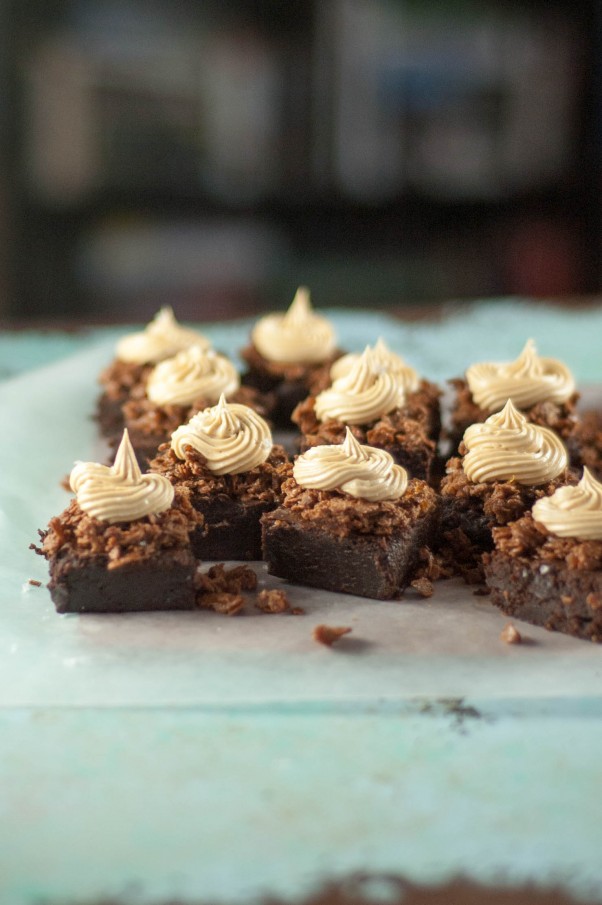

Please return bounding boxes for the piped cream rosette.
[462,399,568,486]
[293,428,408,502]
[171,395,273,475]
[532,468,602,541]
[330,337,419,394]
[251,286,336,364]
[146,346,240,408]
[70,430,174,523]
[116,307,211,364]
[314,346,406,425]
[465,339,575,413]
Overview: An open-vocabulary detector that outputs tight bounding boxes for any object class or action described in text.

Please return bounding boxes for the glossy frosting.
[462,399,568,485]
[532,468,602,540]
[314,346,405,425]
[171,394,273,475]
[251,287,337,364]
[465,339,575,412]
[293,427,408,502]
[330,337,419,393]
[70,430,174,523]
[115,307,211,364]
[146,346,240,407]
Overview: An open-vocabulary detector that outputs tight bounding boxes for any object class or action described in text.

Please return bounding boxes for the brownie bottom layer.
[192,496,276,561]
[262,509,434,600]
[485,551,602,642]
[49,557,197,614]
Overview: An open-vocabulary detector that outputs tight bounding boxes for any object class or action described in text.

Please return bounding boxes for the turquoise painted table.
[2,301,602,905]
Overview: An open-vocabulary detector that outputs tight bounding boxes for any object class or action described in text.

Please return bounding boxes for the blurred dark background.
[0,0,600,323]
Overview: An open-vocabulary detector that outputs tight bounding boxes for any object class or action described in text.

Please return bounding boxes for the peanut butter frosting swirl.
[251,286,337,364]
[330,337,420,393]
[314,346,405,425]
[171,394,273,475]
[293,428,408,502]
[462,398,568,486]
[465,339,575,412]
[70,430,174,524]
[532,468,602,540]
[116,307,211,364]
[146,346,240,407]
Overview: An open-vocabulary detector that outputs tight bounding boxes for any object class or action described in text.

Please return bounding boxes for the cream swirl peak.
[116,307,211,364]
[251,287,337,364]
[70,430,174,523]
[330,337,419,393]
[532,468,602,540]
[465,339,575,412]
[146,346,240,408]
[462,398,568,486]
[314,346,405,425]
[171,394,273,475]
[293,428,408,502]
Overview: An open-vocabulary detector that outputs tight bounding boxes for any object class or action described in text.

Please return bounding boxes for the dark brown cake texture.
[150,442,290,561]
[262,431,439,600]
[485,470,602,642]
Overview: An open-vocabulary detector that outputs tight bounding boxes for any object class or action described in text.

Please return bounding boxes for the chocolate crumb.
[290,606,305,616]
[411,577,434,598]
[313,624,352,646]
[255,588,290,614]
[199,592,245,616]
[28,579,42,587]
[196,563,257,595]
[500,622,522,644]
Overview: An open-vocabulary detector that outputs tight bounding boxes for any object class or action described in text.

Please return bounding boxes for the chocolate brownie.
[485,513,602,641]
[31,493,202,614]
[96,359,152,440]
[149,444,290,561]
[262,477,439,599]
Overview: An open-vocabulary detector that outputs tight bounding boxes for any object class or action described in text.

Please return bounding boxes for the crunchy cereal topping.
[500,623,522,644]
[255,589,290,614]
[313,624,352,646]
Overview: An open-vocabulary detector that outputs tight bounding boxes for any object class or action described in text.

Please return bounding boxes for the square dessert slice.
[447,339,579,455]
[120,345,270,468]
[262,429,439,599]
[484,469,602,642]
[32,431,202,613]
[97,307,212,441]
[292,343,440,483]
[439,399,575,583]
[149,395,290,561]
[239,287,344,427]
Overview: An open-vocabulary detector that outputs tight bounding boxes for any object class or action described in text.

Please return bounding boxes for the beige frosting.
[251,287,337,364]
[314,346,405,425]
[115,307,211,364]
[465,339,575,412]
[171,394,273,475]
[293,427,408,502]
[70,430,174,524]
[462,398,567,486]
[146,346,240,407]
[532,468,602,540]
[330,337,419,393]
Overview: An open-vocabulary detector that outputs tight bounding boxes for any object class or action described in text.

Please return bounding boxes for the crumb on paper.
[313,624,352,646]
[500,622,522,644]
[195,563,257,595]
[411,577,434,598]
[255,588,290,614]
[199,592,245,616]
[28,579,42,587]
[290,606,305,616]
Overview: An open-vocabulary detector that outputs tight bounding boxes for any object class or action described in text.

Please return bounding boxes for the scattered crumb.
[255,588,290,614]
[199,592,245,616]
[28,579,42,587]
[313,624,352,646]
[290,607,305,616]
[411,577,434,598]
[500,622,522,644]
[473,587,491,597]
[415,546,452,582]
[196,563,257,595]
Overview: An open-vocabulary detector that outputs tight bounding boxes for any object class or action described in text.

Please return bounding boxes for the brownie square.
[261,479,439,600]
[96,359,152,441]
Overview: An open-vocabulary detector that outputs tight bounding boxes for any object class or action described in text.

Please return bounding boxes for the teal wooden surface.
[2,301,602,905]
